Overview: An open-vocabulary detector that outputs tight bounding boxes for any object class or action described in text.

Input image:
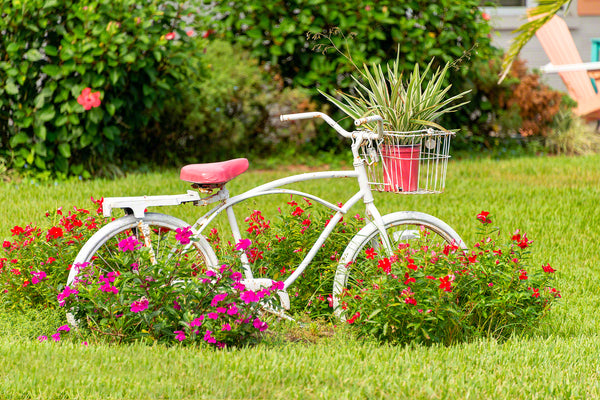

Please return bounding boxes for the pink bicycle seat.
[180,158,249,185]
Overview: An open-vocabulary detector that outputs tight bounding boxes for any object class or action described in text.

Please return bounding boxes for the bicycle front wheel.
[332,211,466,316]
[66,213,218,286]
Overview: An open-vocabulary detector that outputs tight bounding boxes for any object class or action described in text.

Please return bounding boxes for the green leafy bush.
[341,212,560,345]
[444,55,576,153]
[0,0,205,178]
[202,0,494,94]
[145,40,321,164]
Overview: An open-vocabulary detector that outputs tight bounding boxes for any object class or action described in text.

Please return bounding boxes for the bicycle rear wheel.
[66,213,218,286]
[332,211,466,317]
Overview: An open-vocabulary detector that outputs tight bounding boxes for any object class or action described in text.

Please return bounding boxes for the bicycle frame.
[100,112,394,292]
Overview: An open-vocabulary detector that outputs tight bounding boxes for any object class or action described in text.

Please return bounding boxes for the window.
[481,0,536,17]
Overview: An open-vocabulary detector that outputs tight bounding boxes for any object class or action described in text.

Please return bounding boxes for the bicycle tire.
[66,212,218,286]
[332,211,466,316]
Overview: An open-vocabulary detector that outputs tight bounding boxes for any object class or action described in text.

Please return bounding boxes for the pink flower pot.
[381,144,420,192]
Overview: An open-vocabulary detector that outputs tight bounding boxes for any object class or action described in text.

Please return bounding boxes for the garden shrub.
[0,198,106,310]
[445,55,576,153]
[202,1,495,153]
[0,0,206,178]
[202,0,494,95]
[142,39,321,164]
[341,212,560,345]
[57,234,279,347]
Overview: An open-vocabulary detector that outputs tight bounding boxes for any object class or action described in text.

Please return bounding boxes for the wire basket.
[361,129,454,194]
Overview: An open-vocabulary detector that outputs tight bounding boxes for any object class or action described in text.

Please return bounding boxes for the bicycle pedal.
[242,278,290,310]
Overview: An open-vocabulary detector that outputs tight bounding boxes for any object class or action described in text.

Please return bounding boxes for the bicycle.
[66,112,466,318]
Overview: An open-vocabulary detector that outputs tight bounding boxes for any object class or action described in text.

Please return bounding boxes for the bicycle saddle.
[180,158,249,185]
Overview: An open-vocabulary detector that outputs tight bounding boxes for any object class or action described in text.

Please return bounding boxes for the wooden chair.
[530,13,600,121]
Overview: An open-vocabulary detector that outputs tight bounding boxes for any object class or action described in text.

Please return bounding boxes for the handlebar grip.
[354,115,383,126]
[280,112,322,122]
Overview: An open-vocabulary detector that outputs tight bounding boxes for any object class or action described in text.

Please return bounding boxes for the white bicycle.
[66,112,466,317]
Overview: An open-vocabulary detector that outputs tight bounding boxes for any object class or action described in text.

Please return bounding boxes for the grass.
[1,153,600,399]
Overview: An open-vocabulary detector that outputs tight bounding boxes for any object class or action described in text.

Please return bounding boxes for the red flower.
[404,297,417,306]
[404,277,416,285]
[439,276,452,292]
[186,29,194,37]
[548,287,561,298]
[291,207,304,216]
[165,32,176,40]
[347,312,360,324]
[10,226,25,236]
[407,263,418,271]
[377,258,391,274]
[77,88,101,111]
[2,241,10,248]
[482,12,491,21]
[531,288,540,298]
[476,211,491,224]
[365,247,377,260]
[518,270,528,280]
[247,248,263,263]
[542,263,556,273]
[46,226,64,240]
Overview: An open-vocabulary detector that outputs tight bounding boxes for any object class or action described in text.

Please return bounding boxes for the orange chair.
[531,13,600,121]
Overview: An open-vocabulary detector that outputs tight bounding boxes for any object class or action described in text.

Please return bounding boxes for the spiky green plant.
[319,54,470,134]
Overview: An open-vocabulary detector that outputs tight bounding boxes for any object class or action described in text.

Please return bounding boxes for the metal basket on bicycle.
[361,129,454,194]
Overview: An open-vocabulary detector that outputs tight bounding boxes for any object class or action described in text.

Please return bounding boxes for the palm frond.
[499,0,572,82]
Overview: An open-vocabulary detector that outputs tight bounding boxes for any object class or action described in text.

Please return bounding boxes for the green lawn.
[1,154,599,399]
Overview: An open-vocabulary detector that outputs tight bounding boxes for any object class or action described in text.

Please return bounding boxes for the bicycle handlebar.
[279,112,382,140]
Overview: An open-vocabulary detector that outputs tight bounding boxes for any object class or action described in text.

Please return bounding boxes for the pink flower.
[173,300,181,310]
[56,324,70,332]
[51,333,61,342]
[482,12,491,21]
[175,226,193,244]
[130,298,149,313]
[31,270,47,284]
[221,323,231,331]
[270,281,284,291]
[118,236,141,252]
[203,330,216,344]
[235,238,252,251]
[253,318,268,332]
[165,32,176,40]
[99,283,118,294]
[227,303,239,316]
[186,29,194,36]
[240,290,260,304]
[57,286,79,307]
[230,271,243,281]
[190,316,204,327]
[210,293,228,307]
[77,87,101,111]
[207,312,218,320]
[174,330,186,341]
[38,335,48,342]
